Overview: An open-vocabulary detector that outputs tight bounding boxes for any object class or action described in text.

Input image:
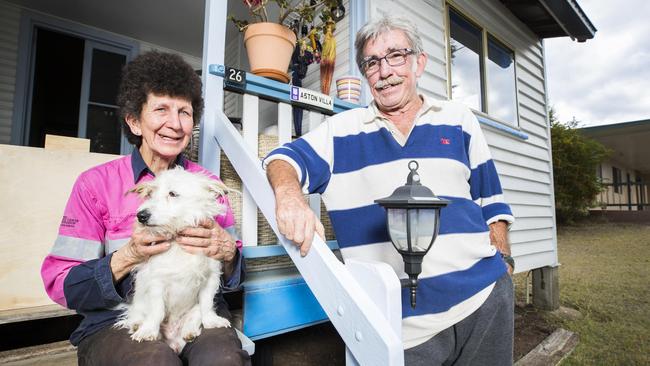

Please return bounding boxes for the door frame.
[78,40,132,154]
[11,9,139,152]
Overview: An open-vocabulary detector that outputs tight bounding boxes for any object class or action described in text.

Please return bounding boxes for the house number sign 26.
[224,66,246,92]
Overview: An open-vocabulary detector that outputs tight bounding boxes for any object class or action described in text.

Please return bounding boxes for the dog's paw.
[202,313,231,329]
[130,323,161,342]
[181,322,202,342]
[182,330,201,342]
[114,319,141,334]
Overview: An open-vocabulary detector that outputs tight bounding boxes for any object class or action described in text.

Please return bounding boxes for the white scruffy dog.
[114,167,232,353]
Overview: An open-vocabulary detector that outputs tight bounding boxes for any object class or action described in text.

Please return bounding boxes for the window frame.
[445,3,521,128]
[12,9,138,153]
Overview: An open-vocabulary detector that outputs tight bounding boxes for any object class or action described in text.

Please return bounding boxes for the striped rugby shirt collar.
[361,94,443,125]
[362,94,444,145]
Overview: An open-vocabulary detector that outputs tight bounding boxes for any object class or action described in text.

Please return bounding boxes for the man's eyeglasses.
[360,48,415,75]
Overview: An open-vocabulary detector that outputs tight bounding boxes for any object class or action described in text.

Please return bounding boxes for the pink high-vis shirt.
[42,154,239,306]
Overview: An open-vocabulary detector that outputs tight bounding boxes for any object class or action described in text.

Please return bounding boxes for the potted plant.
[229,0,344,83]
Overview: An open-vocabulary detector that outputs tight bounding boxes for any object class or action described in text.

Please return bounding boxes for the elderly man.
[264,16,515,365]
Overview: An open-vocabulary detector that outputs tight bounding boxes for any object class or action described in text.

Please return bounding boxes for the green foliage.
[229,0,340,55]
[550,108,610,224]
[229,0,338,32]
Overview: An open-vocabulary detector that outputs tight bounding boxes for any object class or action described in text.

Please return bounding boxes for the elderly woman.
[41,51,250,366]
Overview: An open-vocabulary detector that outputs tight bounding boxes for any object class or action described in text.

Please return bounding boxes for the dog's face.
[130,167,229,234]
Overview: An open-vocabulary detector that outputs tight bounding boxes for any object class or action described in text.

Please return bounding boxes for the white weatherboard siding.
[0,1,19,144]
[366,0,557,272]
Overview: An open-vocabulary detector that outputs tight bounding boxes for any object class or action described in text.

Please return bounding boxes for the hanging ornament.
[290,25,316,136]
[309,27,322,64]
[320,20,336,95]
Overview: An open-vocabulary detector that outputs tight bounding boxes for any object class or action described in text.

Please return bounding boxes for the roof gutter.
[539,0,596,42]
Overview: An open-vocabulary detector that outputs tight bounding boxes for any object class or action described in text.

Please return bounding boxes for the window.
[612,167,622,194]
[448,7,518,125]
[13,12,136,154]
[448,9,483,111]
[486,35,517,124]
[597,164,603,182]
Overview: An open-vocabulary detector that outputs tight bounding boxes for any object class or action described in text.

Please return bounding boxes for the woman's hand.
[176,219,238,277]
[176,219,237,262]
[110,228,172,282]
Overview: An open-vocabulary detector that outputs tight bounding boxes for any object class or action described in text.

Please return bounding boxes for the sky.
[545,0,650,127]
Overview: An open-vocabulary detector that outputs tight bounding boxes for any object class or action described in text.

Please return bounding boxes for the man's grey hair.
[354,16,424,73]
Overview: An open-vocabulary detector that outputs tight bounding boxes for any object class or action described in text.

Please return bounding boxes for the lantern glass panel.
[387,208,408,251]
[408,208,436,252]
[387,208,437,252]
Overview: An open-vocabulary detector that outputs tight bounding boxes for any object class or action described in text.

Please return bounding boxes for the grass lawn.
[530,222,650,365]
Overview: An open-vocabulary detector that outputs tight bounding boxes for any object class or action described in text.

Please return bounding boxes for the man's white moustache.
[374,76,405,89]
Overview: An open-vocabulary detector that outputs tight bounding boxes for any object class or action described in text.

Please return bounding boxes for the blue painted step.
[241,242,339,340]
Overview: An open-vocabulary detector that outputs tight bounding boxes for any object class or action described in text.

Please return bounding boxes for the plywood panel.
[44,134,90,152]
[0,144,118,312]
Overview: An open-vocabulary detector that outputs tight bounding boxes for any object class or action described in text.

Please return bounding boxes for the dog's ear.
[205,179,231,198]
[128,181,155,198]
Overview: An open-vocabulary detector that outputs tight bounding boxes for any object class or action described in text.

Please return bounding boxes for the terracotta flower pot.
[244,23,296,83]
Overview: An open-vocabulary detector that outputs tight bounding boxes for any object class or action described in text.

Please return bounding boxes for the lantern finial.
[406,160,421,186]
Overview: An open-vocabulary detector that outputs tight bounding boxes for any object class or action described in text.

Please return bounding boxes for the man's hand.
[489,220,513,275]
[267,160,325,256]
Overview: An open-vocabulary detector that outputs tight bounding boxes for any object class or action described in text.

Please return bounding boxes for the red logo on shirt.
[440,138,451,145]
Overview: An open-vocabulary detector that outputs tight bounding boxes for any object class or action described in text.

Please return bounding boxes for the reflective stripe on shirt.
[51,235,103,260]
[105,238,129,255]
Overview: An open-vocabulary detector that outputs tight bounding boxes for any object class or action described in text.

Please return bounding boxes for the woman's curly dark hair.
[117,51,204,147]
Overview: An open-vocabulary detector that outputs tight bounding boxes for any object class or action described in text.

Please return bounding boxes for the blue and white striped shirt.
[264,95,514,348]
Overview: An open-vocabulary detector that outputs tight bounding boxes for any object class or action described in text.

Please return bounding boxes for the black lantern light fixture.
[330,0,346,22]
[375,160,449,308]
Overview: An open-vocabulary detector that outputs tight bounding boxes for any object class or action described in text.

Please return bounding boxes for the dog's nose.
[136,209,151,224]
